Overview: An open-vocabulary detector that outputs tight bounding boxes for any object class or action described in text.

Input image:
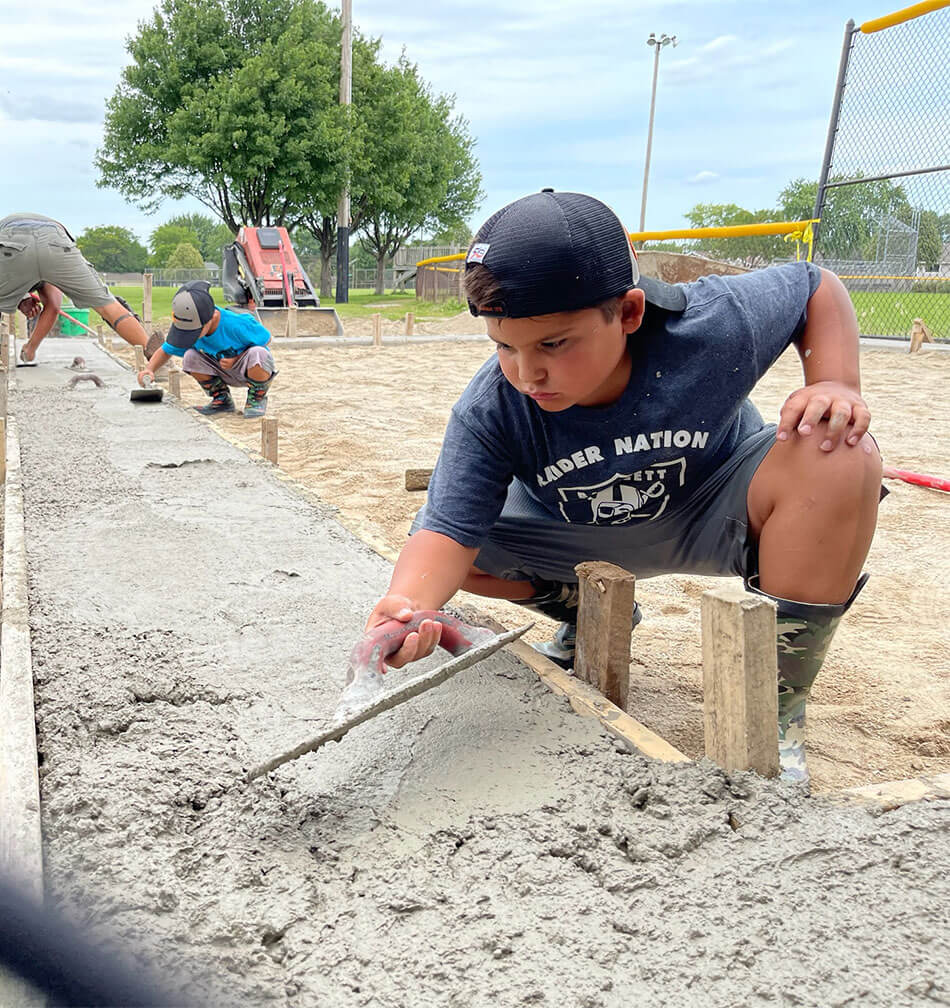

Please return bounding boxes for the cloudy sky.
[1,0,893,246]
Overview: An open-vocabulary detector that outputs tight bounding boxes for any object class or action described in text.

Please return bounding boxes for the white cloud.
[701,35,738,52]
[0,0,887,238]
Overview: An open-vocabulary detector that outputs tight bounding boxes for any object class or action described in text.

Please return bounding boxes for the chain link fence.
[814,4,950,341]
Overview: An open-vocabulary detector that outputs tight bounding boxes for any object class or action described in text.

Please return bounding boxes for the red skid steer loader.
[222,225,342,338]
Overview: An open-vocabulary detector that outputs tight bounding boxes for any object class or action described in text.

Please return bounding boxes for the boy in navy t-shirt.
[363,190,883,784]
[139,280,276,418]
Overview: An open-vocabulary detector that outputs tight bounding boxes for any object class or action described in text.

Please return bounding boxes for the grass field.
[101,284,949,340]
[849,290,950,340]
[108,285,466,324]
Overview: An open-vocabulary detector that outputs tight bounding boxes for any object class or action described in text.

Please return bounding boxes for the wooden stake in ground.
[405,312,414,338]
[143,273,153,326]
[96,324,104,346]
[701,585,779,777]
[372,313,382,348]
[909,317,934,354]
[286,304,298,339]
[134,345,146,371]
[168,370,182,398]
[404,467,433,491]
[262,417,278,464]
[574,561,637,709]
[0,327,8,370]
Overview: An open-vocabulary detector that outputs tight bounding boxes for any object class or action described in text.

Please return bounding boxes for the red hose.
[883,465,950,493]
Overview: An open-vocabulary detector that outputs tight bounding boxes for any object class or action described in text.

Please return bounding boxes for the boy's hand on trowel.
[364,595,443,669]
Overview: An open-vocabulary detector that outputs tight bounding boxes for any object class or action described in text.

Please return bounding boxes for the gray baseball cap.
[166,280,215,350]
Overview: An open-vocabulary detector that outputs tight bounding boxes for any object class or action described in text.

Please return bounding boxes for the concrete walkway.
[7,337,950,1007]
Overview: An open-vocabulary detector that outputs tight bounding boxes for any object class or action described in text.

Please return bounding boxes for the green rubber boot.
[746,573,868,785]
[194,375,235,415]
[243,374,273,418]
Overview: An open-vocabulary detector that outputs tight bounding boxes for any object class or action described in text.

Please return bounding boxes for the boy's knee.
[785,426,881,504]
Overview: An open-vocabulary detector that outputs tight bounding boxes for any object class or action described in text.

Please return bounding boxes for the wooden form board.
[841,772,950,811]
[480,615,688,763]
[0,417,44,903]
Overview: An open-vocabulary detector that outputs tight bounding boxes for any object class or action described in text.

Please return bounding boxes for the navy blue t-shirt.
[421,261,822,547]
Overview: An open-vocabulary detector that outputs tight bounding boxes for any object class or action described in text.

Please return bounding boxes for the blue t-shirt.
[422,261,823,548]
[162,306,271,359]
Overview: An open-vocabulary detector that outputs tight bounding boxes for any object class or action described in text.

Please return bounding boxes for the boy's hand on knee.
[364,594,443,670]
[776,381,870,452]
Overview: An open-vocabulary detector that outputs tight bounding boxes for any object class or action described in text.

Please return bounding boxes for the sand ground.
[114,316,950,793]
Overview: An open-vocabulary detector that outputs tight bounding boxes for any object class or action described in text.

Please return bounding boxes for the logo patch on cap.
[467,242,490,264]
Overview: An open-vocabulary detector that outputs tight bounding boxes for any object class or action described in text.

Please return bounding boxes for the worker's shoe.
[746,573,869,785]
[517,578,642,670]
[243,375,273,419]
[194,375,235,415]
[533,621,578,670]
[516,578,580,624]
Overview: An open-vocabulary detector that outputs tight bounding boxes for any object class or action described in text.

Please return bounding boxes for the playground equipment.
[222,226,343,338]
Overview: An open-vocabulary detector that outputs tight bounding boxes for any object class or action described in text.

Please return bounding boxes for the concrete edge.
[0,354,44,903]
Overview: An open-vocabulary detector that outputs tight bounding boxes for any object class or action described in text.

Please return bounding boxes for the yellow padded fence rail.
[417,219,820,269]
[860,0,950,33]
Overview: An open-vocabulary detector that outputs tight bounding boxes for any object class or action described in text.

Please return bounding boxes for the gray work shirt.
[421,261,823,548]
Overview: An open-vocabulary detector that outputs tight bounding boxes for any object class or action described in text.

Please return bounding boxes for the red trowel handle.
[346,611,494,684]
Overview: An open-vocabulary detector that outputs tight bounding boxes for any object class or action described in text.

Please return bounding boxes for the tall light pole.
[639,32,677,233]
[335,0,353,304]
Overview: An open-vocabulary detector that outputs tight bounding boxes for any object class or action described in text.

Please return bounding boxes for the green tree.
[165,243,206,269]
[780,177,912,262]
[150,223,201,267]
[349,240,378,272]
[353,55,482,294]
[76,226,148,272]
[917,210,941,271]
[97,0,349,233]
[165,213,234,261]
[682,203,786,267]
[296,33,380,297]
[427,222,472,247]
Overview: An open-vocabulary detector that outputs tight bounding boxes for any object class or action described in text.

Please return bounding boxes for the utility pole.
[335,0,353,303]
[639,32,677,234]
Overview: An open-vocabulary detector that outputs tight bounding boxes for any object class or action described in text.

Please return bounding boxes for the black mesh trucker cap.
[166,280,216,350]
[465,189,686,318]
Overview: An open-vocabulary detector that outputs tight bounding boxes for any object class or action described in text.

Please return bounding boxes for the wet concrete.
[15,339,950,1006]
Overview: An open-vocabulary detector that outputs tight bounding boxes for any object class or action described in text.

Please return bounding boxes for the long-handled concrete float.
[245,613,532,781]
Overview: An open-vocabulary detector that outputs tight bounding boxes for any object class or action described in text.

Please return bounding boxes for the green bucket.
[59,306,90,336]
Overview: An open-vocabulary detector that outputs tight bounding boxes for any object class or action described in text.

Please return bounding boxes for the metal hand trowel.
[244,612,532,781]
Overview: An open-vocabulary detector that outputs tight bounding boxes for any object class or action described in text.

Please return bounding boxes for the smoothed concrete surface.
[11,338,950,1007]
